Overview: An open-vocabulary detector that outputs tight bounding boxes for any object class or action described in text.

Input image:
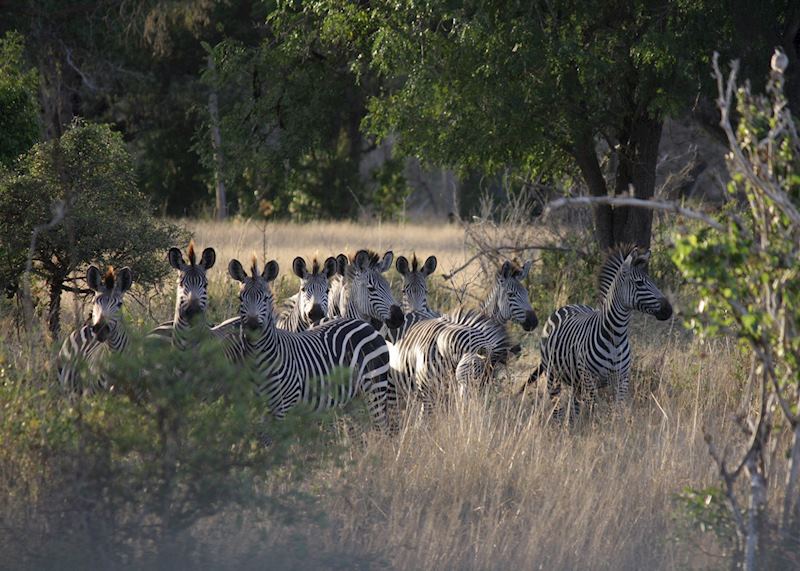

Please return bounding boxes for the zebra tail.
[518,362,545,395]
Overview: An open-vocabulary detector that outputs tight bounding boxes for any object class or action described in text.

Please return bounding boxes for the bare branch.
[542,194,725,231]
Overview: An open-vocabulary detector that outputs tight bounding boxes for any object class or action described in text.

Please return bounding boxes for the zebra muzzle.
[521,310,539,331]
[386,305,404,329]
[654,300,673,321]
[308,304,324,324]
[93,321,111,342]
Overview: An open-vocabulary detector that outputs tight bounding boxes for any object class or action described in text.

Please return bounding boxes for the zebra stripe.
[524,245,672,420]
[326,253,348,319]
[57,265,132,395]
[276,256,336,331]
[228,256,390,430]
[389,259,537,409]
[382,254,440,343]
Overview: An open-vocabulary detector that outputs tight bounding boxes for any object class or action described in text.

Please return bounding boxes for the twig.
[442,243,580,280]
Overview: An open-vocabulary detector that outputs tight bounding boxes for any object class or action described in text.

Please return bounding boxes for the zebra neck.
[479,287,506,323]
[172,316,208,350]
[601,289,632,340]
[107,323,129,352]
[244,318,280,357]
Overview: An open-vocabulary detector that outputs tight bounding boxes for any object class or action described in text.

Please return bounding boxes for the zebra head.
[86,265,132,342]
[396,254,437,313]
[168,241,216,325]
[601,246,673,321]
[345,250,404,329]
[228,256,279,334]
[484,260,539,331]
[292,256,337,325]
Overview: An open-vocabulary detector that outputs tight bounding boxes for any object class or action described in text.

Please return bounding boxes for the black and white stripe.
[57,265,133,395]
[382,254,440,343]
[389,259,538,409]
[326,254,348,319]
[276,256,336,331]
[228,257,391,430]
[522,245,672,420]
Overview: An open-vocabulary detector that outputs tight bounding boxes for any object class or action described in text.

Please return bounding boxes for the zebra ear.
[517,260,532,280]
[323,257,337,279]
[423,255,437,276]
[293,257,308,279]
[199,247,216,270]
[354,250,370,271]
[500,260,512,278]
[379,251,394,273]
[336,253,348,276]
[116,267,133,293]
[396,256,409,276]
[228,259,247,283]
[86,265,103,291]
[634,249,651,267]
[168,247,185,270]
[263,260,279,282]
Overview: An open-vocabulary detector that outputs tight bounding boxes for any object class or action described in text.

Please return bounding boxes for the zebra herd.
[57,241,672,431]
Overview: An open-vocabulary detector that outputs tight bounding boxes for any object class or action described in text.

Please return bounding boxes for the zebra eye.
[300,287,306,293]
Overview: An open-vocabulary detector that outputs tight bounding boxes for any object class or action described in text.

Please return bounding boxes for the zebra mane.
[597,243,639,298]
[311,258,321,275]
[187,240,197,266]
[411,254,419,272]
[250,254,259,277]
[103,267,115,289]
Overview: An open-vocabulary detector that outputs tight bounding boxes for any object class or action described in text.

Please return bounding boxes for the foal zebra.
[148,242,217,350]
[381,254,439,343]
[228,256,391,430]
[276,256,337,331]
[57,265,132,395]
[521,245,672,420]
[389,259,538,409]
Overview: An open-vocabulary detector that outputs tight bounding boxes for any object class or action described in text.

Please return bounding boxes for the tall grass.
[1,219,771,569]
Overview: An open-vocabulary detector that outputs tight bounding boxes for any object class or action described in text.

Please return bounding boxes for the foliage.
[674,486,738,549]
[0,331,336,568]
[0,119,185,334]
[672,55,800,568]
[0,31,38,169]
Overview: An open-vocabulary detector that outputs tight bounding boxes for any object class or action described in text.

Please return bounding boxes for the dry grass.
[9,219,776,569]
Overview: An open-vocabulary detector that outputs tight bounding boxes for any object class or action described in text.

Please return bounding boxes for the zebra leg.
[455,353,486,400]
[614,372,630,404]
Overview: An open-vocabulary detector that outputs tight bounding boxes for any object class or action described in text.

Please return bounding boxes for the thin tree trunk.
[48,277,62,337]
[783,420,800,533]
[745,453,768,571]
[207,55,227,220]
[572,133,613,250]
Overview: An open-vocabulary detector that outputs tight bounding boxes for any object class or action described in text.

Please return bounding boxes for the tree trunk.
[745,453,768,571]
[207,55,227,220]
[612,116,663,250]
[572,132,613,250]
[47,276,63,337]
[783,419,800,534]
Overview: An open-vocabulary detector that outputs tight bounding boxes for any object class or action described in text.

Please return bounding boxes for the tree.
[0,30,39,168]
[0,119,184,336]
[311,0,726,248]
[673,53,800,569]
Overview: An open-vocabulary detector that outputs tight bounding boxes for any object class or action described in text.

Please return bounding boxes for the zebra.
[519,244,672,420]
[148,241,217,350]
[276,256,337,331]
[227,256,391,431]
[381,254,440,343]
[337,249,405,330]
[326,253,348,319]
[389,259,538,410]
[57,265,133,395]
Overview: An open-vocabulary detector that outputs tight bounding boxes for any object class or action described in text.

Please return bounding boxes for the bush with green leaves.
[0,30,38,169]
[0,119,185,336]
[0,332,337,568]
[672,53,800,570]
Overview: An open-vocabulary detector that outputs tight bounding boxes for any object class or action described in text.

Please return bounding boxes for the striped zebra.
[276,256,337,331]
[227,256,391,430]
[337,250,405,330]
[520,245,672,420]
[57,265,133,395]
[389,259,538,409]
[326,253,348,319]
[147,242,234,353]
[381,254,440,342]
